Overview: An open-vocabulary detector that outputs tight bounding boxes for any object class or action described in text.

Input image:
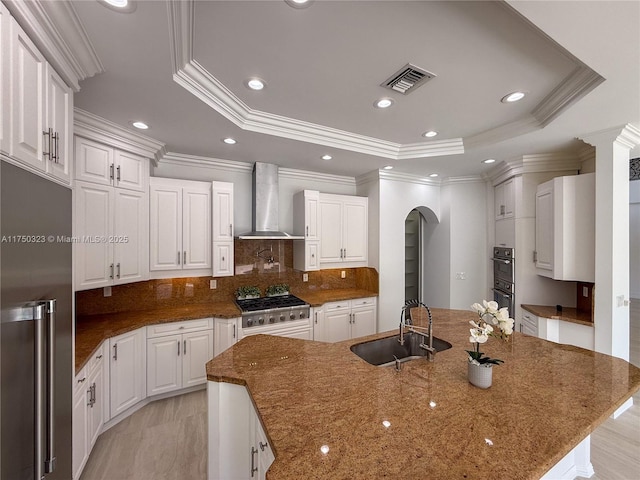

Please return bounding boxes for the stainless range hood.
[238,162,304,240]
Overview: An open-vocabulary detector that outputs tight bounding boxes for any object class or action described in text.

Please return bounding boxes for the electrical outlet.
[103,286,112,297]
[582,286,588,297]
[210,279,217,289]
[302,273,308,282]
[341,270,346,279]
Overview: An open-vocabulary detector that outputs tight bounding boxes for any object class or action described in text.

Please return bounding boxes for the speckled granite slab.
[206,308,640,480]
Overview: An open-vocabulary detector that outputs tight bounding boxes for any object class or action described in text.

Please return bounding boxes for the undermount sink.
[350,332,452,367]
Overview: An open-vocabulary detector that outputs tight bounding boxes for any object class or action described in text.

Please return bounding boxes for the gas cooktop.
[235,294,308,312]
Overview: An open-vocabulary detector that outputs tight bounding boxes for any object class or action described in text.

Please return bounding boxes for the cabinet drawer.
[324,301,350,312]
[147,318,213,338]
[74,366,88,397]
[350,297,376,308]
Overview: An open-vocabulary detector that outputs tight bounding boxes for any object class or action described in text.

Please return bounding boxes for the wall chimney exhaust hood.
[237,162,304,240]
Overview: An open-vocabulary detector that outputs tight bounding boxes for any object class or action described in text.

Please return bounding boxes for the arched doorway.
[404,207,439,303]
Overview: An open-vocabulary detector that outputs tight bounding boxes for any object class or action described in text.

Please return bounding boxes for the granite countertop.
[206,308,640,480]
[74,289,377,373]
[521,304,593,326]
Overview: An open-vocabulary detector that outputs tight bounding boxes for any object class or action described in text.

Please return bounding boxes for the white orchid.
[467,300,514,365]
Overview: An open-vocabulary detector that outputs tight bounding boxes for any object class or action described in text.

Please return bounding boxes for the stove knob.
[279,315,285,322]
[246,319,253,327]
[258,317,265,325]
[299,311,306,319]
[269,316,275,324]
[290,313,295,320]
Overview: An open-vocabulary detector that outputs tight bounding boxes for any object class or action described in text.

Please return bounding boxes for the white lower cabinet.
[208,381,274,480]
[73,342,108,479]
[315,297,377,342]
[214,317,239,357]
[110,328,146,419]
[146,318,214,396]
[520,312,539,337]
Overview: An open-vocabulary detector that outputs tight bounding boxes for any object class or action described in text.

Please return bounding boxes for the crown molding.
[532,66,605,127]
[355,169,381,187]
[158,152,253,173]
[464,116,540,149]
[379,170,441,186]
[487,152,581,185]
[4,0,103,91]
[443,176,485,185]
[74,108,166,164]
[580,124,640,150]
[279,167,355,186]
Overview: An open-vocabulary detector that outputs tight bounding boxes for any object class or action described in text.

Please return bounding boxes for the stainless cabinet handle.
[42,128,52,160]
[52,132,59,163]
[77,377,86,384]
[116,165,121,181]
[178,251,181,265]
[87,387,92,407]
[96,354,103,360]
[229,224,233,236]
[233,324,236,339]
[250,447,258,477]
[314,312,318,324]
[306,225,309,237]
[113,343,118,361]
[116,263,121,279]
[343,248,346,258]
[110,263,114,279]
[222,256,225,262]
[183,251,186,264]
[110,163,114,181]
[259,441,268,451]
[183,340,187,355]
[177,340,180,356]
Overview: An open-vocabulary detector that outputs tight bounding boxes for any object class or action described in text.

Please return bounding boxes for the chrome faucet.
[399,299,436,361]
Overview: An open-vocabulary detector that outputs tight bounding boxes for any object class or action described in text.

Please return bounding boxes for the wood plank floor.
[83,303,640,480]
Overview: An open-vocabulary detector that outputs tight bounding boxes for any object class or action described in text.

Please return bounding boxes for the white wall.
[631,180,640,299]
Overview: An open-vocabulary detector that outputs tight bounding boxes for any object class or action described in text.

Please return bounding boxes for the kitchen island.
[206,308,640,480]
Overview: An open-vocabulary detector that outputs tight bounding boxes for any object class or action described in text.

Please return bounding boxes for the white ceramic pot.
[468,361,493,389]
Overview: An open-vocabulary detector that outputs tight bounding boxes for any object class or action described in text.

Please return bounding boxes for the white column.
[580,125,640,360]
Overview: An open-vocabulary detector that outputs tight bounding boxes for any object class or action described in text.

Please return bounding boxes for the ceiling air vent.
[381,63,436,95]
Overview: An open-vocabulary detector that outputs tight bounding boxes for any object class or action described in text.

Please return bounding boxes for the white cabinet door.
[9,17,45,170]
[75,136,114,186]
[212,181,234,242]
[75,181,114,289]
[114,150,147,192]
[311,307,326,342]
[495,178,515,219]
[0,3,7,153]
[324,308,351,343]
[113,188,148,284]
[213,242,233,277]
[319,198,342,263]
[351,305,376,338]
[214,318,238,356]
[535,183,554,272]
[150,183,182,271]
[110,329,145,419]
[182,185,211,269]
[343,198,368,263]
[72,369,89,480]
[87,358,105,449]
[44,64,72,183]
[182,329,214,388]
[147,334,182,396]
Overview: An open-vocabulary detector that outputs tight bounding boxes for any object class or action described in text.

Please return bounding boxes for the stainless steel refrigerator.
[1,161,72,479]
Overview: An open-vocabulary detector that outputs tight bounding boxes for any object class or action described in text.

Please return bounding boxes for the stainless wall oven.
[492,247,514,313]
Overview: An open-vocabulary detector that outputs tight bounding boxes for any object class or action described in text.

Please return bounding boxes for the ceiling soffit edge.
[74,108,166,164]
[167,0,464,161]
[5,0,104,91]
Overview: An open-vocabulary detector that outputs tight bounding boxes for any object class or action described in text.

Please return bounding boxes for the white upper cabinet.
[212,181,234,277]
[4,15,73,185]
[150,177,211,274]
[495,177,515,220]
[535,173,595,282]
[293,190,320,271]
[75,137,147,192]
[319,193,368,267]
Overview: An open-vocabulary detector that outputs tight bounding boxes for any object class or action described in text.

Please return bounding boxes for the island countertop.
[206,308,640,480]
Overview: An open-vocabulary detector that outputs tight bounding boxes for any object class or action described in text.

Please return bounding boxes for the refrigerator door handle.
[33,302,47,480]
[45,299,57,474]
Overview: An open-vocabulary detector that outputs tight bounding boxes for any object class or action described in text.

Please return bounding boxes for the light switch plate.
[582,286,589,297]
[341,270,346,278]
[210,279,217,289]
[303,273,308,282]
[103,286,111,297]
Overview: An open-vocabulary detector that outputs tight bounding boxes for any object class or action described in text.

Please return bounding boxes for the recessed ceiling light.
[483,158,496,164]
[285,0,314,9]
[423,130,438,138]
[98,0,136,12]
[222,138,237,145]
[132,121,148,130]
[429,173,439,178]
[501,91,526,103]
[374,98,394,109]
[383,165,393,170]
[246,78,266,91]
[321,154,332,160]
